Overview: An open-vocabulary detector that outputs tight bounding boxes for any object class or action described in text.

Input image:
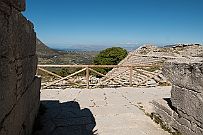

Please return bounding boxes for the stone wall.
[0,0,41,135]
[152,59,203,135]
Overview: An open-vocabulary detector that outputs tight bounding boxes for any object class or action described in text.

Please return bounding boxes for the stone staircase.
[99,44,203,88]
[100,67,167,87]
[41,44,203,89]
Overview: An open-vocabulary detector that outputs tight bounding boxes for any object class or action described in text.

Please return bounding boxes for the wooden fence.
[37,64,160,89]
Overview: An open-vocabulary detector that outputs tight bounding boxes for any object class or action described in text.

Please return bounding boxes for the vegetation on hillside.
[36,38,98,81]
[36,38,98,65]
[94,47,128,65]
[36,38,60,58]
[93,47,128,74]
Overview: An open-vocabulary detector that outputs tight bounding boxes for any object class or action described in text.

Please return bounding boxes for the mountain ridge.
[36,38,98,65]
[36,38,61,58]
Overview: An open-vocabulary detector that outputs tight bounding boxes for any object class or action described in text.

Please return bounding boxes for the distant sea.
[47,43,203,52]
[49,44,142,52]
[47,43,201,52]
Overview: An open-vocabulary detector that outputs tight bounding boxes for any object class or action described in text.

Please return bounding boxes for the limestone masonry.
[0,0,41,135]
[153,59,203,135]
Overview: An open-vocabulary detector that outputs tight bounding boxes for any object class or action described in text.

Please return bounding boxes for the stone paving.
[33,87,171,135]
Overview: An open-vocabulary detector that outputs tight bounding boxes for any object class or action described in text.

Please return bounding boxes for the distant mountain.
[36,38,98,65]
[49,43,140,52]
[36,38,60,58]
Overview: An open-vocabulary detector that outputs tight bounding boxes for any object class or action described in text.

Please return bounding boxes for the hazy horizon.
[47,43,141,51]
[46,42,203,52]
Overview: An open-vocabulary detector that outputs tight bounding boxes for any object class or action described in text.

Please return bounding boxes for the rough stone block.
[171,119,196,135]
[0,59,17,125]
[196,127,203,135]
[0,10,12,60]
[152,99,201,135]
[10,10,36,59]
[177,109,203,129]
[171,85,203,124]
[0,76,41,135]
[163,60,203,93]
[0,8,36,61]
[17,55,38,99]
[0,1,40,134]
[153,105,173,125]
[1,0,26,11]
[152,100,173,116]
[158,59,203,134]
[173,111,192,130]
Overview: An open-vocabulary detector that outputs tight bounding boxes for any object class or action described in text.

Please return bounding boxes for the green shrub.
[93,47,128,75]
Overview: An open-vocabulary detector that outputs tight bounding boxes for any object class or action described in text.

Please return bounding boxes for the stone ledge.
[152,99,196,135]
[171,85,203,124]
[163,60,203,93]
[152,95,203,135]
[152,99,173,116]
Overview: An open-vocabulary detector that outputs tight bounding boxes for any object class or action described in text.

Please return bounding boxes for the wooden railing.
[37,64,161,89]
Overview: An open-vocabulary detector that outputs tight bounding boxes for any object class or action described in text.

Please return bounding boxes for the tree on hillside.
[93,47,128,75]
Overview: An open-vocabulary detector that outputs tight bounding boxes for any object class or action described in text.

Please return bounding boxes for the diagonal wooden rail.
[41,68,86,89]
[38,64,161,89]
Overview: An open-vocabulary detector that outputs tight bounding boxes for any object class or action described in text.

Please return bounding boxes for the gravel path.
[33,87,171,135]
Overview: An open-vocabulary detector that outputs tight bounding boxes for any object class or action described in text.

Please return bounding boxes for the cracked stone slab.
[34,87,171,135]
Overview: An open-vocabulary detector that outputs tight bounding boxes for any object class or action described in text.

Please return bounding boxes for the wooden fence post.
[129,66,133,87]
[36,67,39,76]
[86,66,90,89]
[37,64,156,89]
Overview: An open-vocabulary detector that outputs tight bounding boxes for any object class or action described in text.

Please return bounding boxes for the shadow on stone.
[32,100,97,135]
[163,98,178,114]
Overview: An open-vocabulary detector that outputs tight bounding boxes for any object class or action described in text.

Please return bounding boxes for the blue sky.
[24,0,203,48]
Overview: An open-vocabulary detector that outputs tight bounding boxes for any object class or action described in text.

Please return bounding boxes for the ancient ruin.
[0,0,203,135]
[100,44,203,87]
[0,0,41,135]
[152,59,203,135]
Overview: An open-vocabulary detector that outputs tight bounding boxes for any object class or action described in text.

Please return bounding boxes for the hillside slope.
[36,38,60,58]
[36,38,98,65]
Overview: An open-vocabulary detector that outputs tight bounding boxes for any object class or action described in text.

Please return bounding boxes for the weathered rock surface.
[1,0,26,11]
[152,60,203,135]
[163,59,203,92]
[0,0,41,135]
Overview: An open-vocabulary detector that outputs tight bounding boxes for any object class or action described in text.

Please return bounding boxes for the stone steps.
[98,45,171,87]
